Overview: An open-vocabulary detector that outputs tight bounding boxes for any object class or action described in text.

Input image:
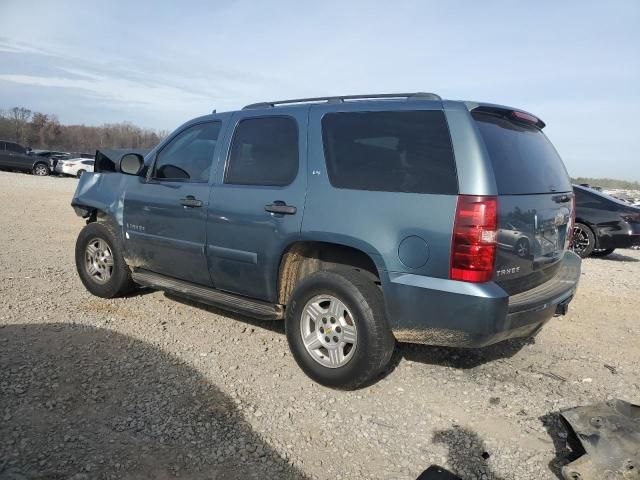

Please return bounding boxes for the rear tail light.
[511,110,539,124]
[566,194,576,249]
[450,195,498,283]
[622,213,640,223]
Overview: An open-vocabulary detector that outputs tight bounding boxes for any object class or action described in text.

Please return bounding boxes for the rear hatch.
[472,108,573,295]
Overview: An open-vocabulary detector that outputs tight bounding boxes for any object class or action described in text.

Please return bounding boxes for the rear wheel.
[75,222,135,298]
[591,248,615,257]
[285,269,395,389]
[32,162,50,176]
[77,169,86,178]
[571,222,596,258]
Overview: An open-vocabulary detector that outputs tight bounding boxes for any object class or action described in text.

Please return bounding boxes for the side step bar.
[131,269,284,320]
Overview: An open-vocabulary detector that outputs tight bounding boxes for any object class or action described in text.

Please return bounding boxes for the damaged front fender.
[70,172,128,233]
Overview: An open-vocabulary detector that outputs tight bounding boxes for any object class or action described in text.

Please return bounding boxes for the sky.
[0,0,638,180]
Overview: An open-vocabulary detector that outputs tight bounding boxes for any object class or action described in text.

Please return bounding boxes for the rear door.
[206,109,307,302]
[123,120,222,286]
[472,110,573,295]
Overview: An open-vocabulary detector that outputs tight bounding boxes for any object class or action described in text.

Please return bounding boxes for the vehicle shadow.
[390,336,533,371]
[592,252,639,262]
[167,293,532,387]
[430,425,504,479]
[0,323,306,480]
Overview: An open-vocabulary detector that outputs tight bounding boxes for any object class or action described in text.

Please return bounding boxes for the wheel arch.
[276,239,385,305]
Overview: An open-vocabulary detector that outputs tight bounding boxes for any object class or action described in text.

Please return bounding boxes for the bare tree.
[9,107,32,145]
[0,106,166,152]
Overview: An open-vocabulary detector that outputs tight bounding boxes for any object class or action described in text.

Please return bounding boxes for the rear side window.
[225,117,299,186]
[472,112,571,194]
[321,110,457,194]
[574,188,605,208]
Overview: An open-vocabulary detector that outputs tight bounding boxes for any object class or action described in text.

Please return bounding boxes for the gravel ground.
[1,171,639,480]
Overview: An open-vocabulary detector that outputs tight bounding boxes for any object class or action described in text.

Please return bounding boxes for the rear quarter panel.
[302,101,460,280]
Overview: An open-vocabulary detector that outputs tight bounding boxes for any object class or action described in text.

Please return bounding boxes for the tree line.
[0,107,168,154]
[571,177,640,190]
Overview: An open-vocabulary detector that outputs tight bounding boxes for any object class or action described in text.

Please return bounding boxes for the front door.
[206,109,308,302]
[123,121,222,286]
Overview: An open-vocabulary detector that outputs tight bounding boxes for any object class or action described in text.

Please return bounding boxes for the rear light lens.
[450,195,498,283]
[511,110,540,125]
[622,213,640,223]
[566,194,576,249]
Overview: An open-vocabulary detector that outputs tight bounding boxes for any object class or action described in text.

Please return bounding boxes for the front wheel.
[571,222,596,258]
[285,269,395,389]
[75,222,135,298]
[591,248,615,257]
[32,163,50,176]
[77,169,86,178]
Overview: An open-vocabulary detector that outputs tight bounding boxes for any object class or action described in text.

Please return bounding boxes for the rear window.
[473,112,571,194]
[321,110,457,194]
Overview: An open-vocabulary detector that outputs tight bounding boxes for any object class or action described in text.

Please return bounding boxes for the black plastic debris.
[560,399,640,480]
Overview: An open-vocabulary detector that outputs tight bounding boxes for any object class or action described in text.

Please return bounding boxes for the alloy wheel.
[34,164,49,176]
[84,238,114,284]
[571,226,590,256]
[300,294,358,368]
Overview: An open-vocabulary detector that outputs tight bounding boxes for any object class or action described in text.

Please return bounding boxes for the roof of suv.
[206,92,546,129]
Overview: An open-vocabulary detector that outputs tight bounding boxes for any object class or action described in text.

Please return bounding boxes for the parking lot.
[1,171,639,479]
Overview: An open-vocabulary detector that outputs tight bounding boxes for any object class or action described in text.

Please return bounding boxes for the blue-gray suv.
[72,93,581,389]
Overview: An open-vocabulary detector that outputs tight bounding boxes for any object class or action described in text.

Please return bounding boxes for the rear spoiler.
[465,102,546,129]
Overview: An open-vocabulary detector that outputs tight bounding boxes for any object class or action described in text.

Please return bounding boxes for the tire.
[77,169,86,178]
[285,268,395,389]
[591,248,615,257]
[571,222,596,258]
[32,162,50,176]
[75,222,135,298]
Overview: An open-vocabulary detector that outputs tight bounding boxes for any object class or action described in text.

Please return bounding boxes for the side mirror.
[119,153,144,176]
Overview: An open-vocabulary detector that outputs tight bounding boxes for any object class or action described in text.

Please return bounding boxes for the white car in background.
[55,158,95,178]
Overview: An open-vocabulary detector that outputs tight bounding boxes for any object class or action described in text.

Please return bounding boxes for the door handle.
[265,201,297,215]
[180,195,203,208]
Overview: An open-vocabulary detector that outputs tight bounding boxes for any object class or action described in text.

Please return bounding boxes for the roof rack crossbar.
[242,92,441,110]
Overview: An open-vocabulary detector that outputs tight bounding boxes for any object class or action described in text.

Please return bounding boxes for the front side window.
[152,122,221,182]
[321,110,457,194]
[225,117,299,186]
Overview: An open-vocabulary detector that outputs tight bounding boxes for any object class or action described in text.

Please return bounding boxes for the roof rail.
[242,92,441,110]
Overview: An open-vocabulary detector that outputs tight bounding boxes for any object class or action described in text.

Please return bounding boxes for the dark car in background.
[572,184,640,257]
[32,150,73,173]
[0,140,50,176]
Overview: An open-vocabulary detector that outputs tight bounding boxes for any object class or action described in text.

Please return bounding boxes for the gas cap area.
[398,235,430,269]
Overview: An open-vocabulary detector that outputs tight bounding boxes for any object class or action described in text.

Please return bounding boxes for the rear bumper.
[385,251,581,348]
